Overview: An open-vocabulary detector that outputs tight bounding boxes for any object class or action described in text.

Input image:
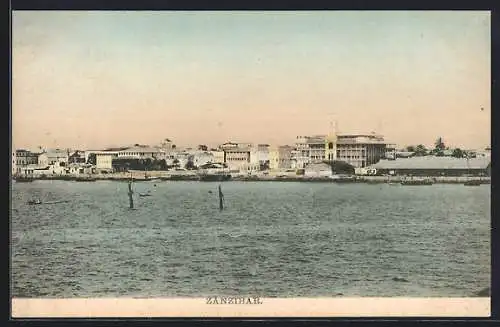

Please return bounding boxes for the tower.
[325,119,338,161]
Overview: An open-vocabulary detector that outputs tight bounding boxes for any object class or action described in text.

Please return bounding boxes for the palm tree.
[435,137,445,151]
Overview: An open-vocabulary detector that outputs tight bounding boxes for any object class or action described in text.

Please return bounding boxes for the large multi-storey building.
[218,142,254,171]
[38,149,69,167]
[14,149,41,174]
[292,131,390,169]
[293,135,326,168]
[269,145,294,170]
[223,147,251,171]
[336,133,388,168]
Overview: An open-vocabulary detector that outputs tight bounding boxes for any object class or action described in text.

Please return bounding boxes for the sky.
[12,11,491,150]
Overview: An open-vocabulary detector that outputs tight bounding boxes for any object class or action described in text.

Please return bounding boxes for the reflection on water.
[11,181,490,298]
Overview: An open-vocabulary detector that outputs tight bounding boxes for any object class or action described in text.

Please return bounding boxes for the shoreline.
[13,174,491,185]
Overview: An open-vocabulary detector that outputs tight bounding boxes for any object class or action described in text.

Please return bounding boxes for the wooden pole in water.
[218,184,224,211]
[128,175,134,209]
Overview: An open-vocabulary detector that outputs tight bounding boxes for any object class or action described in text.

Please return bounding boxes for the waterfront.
[11,181,490,298]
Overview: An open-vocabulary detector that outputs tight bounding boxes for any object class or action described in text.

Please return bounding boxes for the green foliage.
[185,160,197,170]
[406,145,415,152]
[434,137,446,151]
[452,148,464,158]
[414,144,428,156]
[322,160,355,175]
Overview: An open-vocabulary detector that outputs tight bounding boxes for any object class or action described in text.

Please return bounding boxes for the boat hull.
[464,180,482,186]
[401,181,433,186]
[14,177,34,183]
[199,174,232,182]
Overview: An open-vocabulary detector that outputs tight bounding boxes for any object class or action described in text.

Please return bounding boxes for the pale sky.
[12,11,491,150]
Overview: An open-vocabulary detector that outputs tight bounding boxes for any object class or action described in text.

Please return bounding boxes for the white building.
[14,149,41,175]
[223,146,251,172]
[85,145,163,162]
[304,162,333,178]
[293,135,327,168]
[336,133,388,168]
[192,151,215,167]
[11,151,16,175]
[239,162,261,174]
[67,163,95,175]
[269,145,294,170]
[174,152,191,168]
[250,144,270,167]
[95,153,114,171]
[210,150,225,164]
[37,150,69,168]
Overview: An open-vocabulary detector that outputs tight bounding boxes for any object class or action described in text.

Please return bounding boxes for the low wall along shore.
[16,170,491,184]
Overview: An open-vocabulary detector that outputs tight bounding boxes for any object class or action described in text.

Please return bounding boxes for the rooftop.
[369,156,490,170]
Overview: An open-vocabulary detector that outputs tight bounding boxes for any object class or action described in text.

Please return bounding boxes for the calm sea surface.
[11,180,490,298]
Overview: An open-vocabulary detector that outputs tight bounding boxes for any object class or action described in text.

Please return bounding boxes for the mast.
[128,172,134,209]
[218,184,224,211]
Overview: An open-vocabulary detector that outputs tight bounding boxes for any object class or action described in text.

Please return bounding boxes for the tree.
[87,154,96,165]
[406,145,416,152]
[434,137,446,151]
[452,148,464,158]
[414,144,428,156]
[185,160,197,170]
[323,160,355,175]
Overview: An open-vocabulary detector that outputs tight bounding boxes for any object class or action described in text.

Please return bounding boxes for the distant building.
[11,151,16,175]
[116,146,162,159]
[69,150,86,164]
[209,150,225,164]
[293,135,326,168]
[368,156,491,177]
[85,145,163,163]
[257,144,270,166]
[160,138,175,151]
[38,150,69,167]
[269,145,294,170]
[67,163,95,175]
[14,148,55,175]
[223,146,251,172]
[293,132,390,169]
[15,149,40,174]
[304,162,333,178]
[192,151,214,167]
[239,162,261,175]
[336,133,388,168]
[95,153,114,172]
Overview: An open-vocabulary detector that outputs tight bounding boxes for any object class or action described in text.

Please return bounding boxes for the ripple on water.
[11,181,490,297]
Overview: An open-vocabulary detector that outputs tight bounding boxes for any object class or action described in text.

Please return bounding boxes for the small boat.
[74,176,97,182]
[139,192,152,197]
[332,175,358,183]
[14,176,34,183]
[464,180,481,186]
[27,199,42,205]
[401,179,433,186]
[198,172,232,182]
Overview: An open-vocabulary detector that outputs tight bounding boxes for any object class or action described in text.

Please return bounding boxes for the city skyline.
[12,11,491,150]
